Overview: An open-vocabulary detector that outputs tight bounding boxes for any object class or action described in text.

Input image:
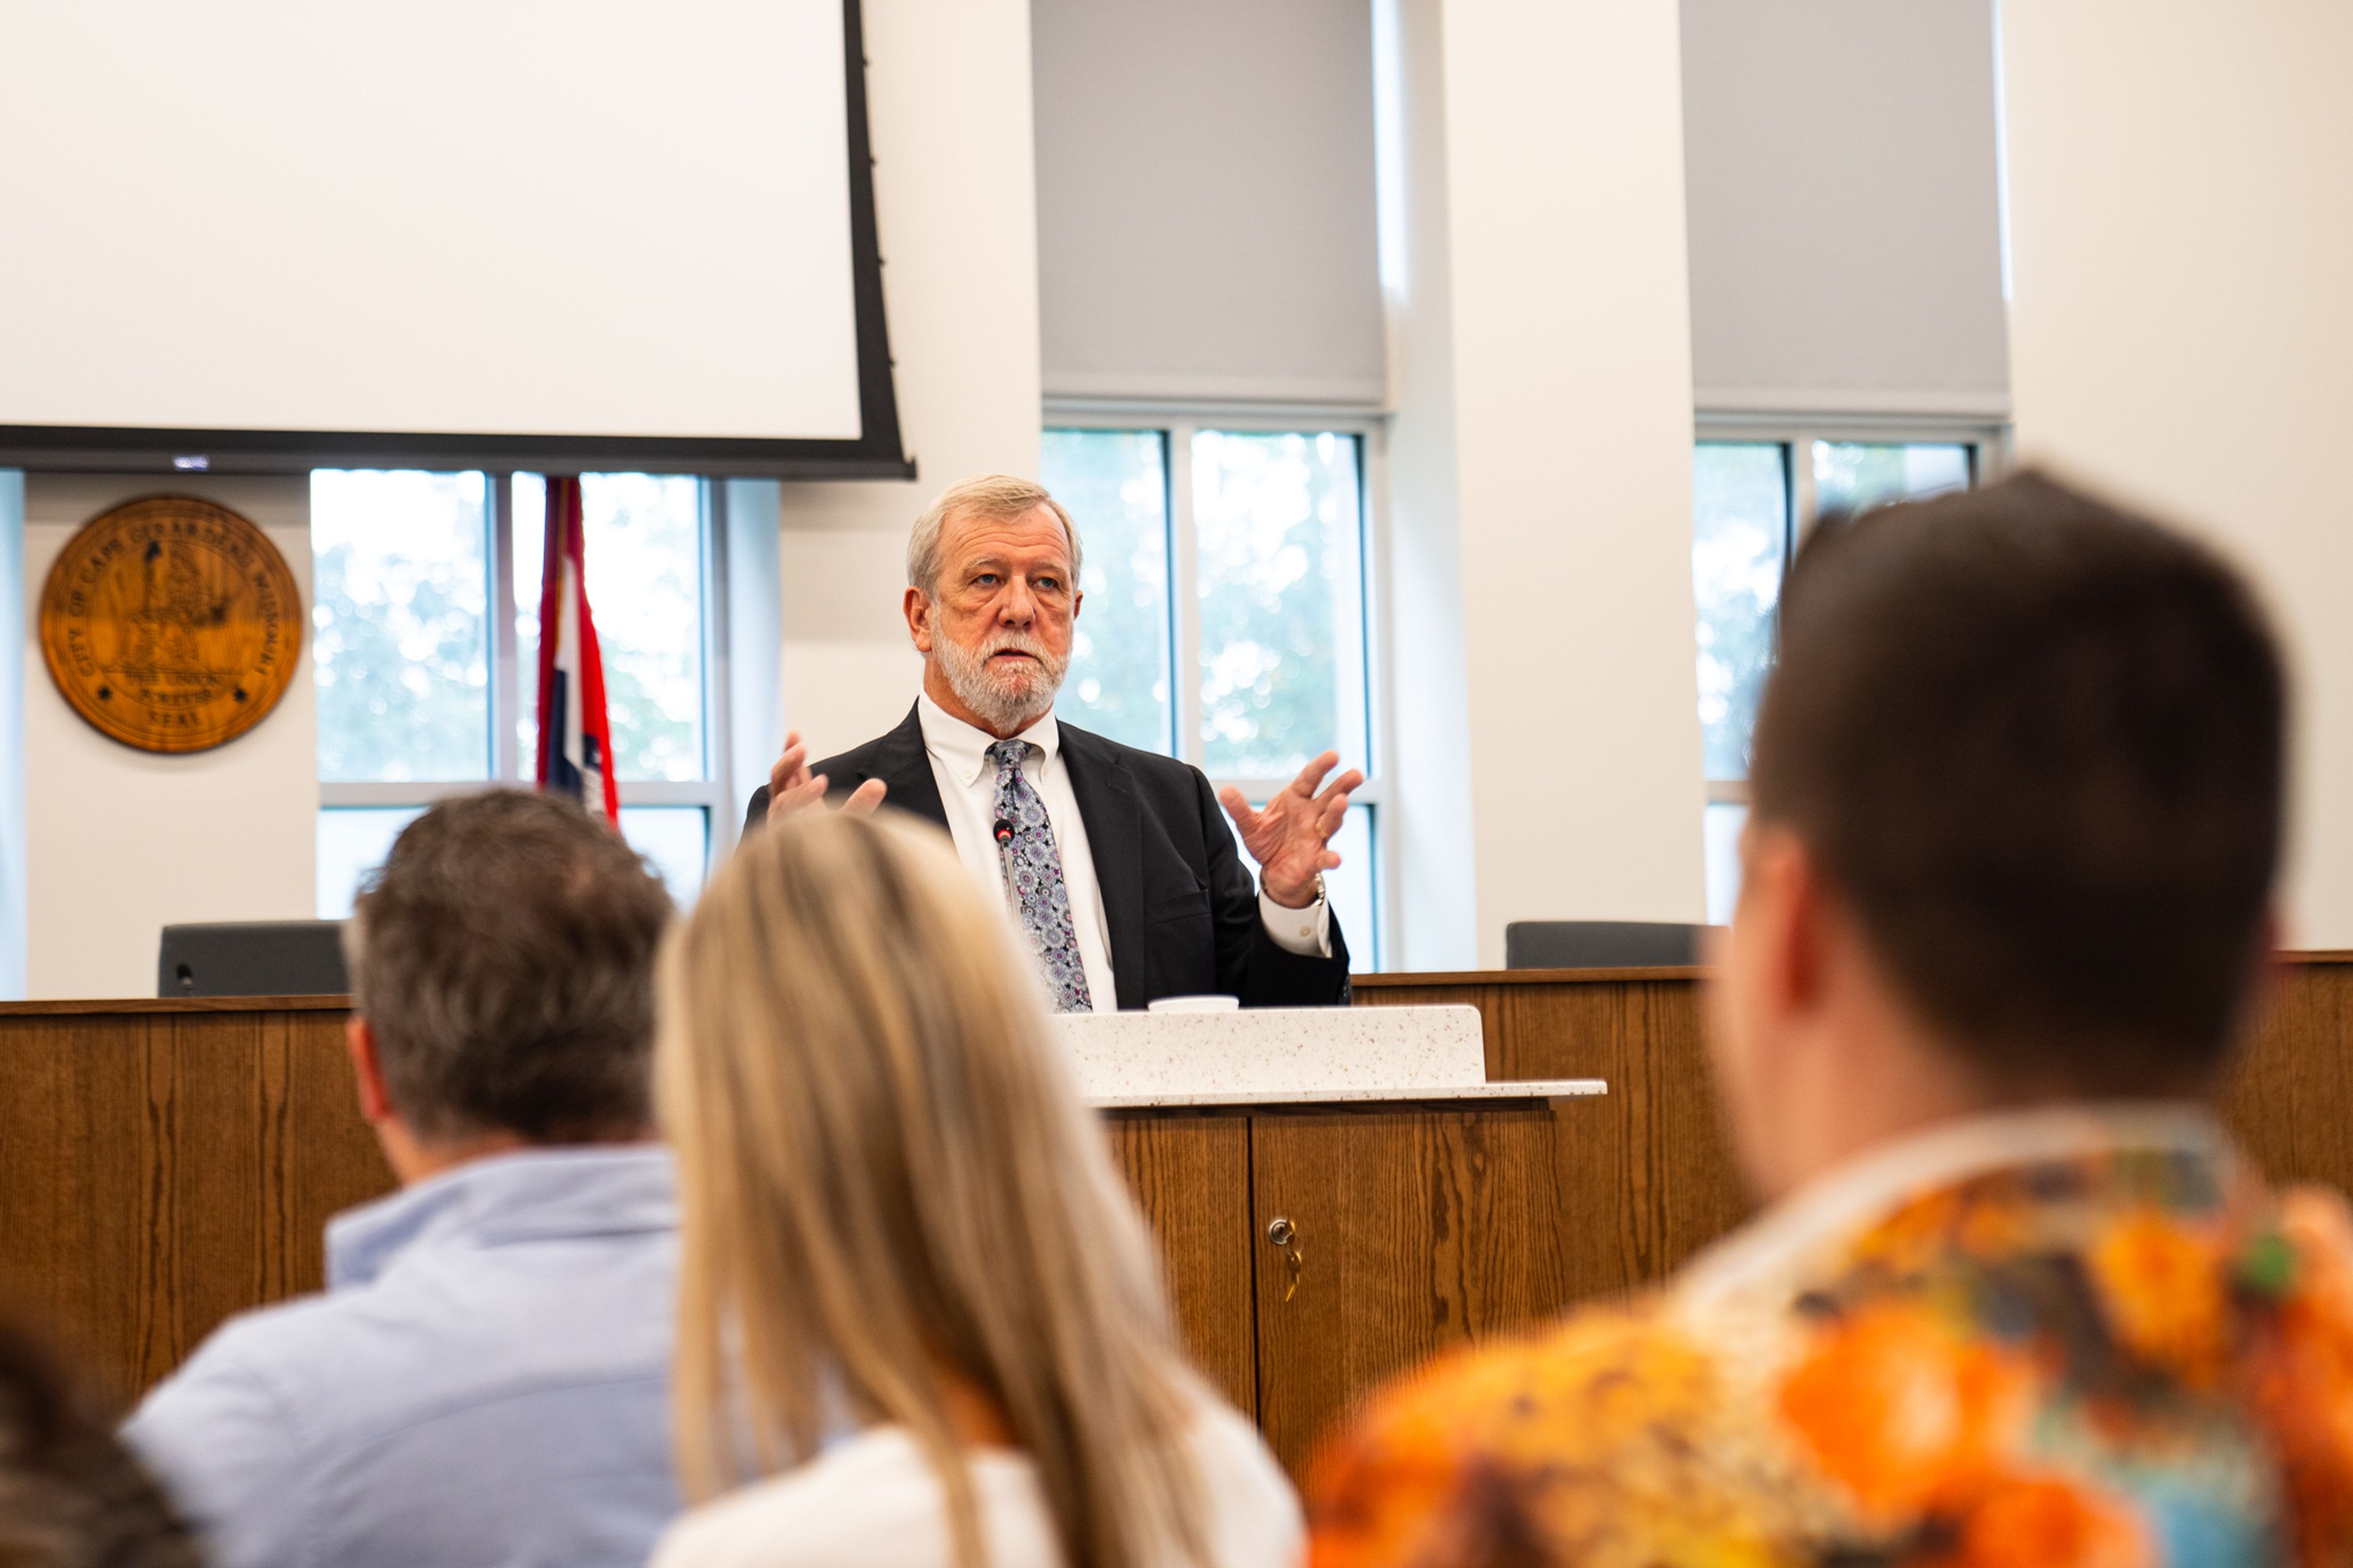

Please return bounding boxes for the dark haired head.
[1751,469,2285,1090]
[345,790,675,1143]
[0,1320,200,1568]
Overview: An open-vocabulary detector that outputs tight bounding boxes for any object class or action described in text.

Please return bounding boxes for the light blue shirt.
[124,1145,681,1568]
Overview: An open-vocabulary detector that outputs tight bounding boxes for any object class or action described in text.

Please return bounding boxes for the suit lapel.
[1058,724,1147,1011]
[863,703,950,833]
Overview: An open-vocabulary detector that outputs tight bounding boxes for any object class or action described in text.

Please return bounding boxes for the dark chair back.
[157,922,349,998]
[1502,920,1714,970]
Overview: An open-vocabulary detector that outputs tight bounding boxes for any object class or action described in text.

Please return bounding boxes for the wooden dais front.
[6,960,2353,1479]
[1110,969,1752,1472]
[0,1000,385,1398]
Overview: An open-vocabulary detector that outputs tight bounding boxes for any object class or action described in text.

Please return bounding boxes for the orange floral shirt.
[1306,1108,2353,1568]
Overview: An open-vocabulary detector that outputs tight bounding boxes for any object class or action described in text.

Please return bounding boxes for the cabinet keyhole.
[1265,1216,1304,1301]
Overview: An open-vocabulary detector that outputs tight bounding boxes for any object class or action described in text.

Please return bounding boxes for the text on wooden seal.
[39,496,303,754]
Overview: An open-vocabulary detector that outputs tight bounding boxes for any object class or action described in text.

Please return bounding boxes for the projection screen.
[0,0,906,477]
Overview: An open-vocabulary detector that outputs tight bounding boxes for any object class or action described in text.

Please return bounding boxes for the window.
[1811,441,1971,518]
[1046,430,1174,753]
[314,471,735,916]
[1692,444,1790,786]
[1691,427,1996,922]
[313,469,491,784]
[1041,420,1386,966]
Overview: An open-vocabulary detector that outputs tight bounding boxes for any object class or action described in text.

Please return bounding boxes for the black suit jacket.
[742,704,1351,1010]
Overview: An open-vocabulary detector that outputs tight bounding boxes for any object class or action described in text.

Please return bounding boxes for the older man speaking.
[743,474,1357,1010]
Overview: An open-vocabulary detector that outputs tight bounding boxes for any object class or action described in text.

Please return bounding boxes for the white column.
[1436,0,1708,964]
[1375,0,1479,971]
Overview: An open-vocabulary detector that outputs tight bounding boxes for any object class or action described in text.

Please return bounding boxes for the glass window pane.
[620,806,708,906]
[515,474,707,783]
[1692,444,1789,782]
[1228,800,1379,971]
[311,471,489,782]
[1041,429,1173,754]
[322,803,703,918]
[1703,801,1748,928]
[317,806,426,919]
[1193,431,1368,778]
[1811,442,1971,517]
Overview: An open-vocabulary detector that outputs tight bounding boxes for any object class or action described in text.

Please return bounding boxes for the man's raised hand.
[765,731,887,822]
[1217,751,1363,909]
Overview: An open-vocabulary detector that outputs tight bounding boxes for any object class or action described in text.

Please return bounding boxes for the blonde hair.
[907,475,1084,597]
[658,810,1208,1568]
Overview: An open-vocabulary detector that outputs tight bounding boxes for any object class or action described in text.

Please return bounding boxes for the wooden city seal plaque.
[39,496,303,754]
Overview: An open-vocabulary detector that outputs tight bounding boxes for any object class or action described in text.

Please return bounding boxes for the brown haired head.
[345,790,674,1144]
[0,1318,201,1568]
[1750,468,2286,1090]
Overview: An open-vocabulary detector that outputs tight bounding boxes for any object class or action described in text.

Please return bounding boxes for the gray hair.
[345,790,674,1143]
[906,475,1084,598]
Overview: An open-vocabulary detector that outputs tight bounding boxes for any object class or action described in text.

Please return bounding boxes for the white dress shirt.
[123,1149,680,1568]
[915,696,1329,1010]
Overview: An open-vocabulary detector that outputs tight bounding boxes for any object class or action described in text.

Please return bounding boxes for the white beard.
[933,629,1069,733]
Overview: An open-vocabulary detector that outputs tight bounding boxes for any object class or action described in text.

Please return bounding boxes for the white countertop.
[1050,1004,1607,1108]
[1087,1078,1608,1109]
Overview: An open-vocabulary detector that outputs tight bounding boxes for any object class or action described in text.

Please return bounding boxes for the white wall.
[21,474,316,998]
[2003,0,2353,947]
[1436,0,1708,964]
[768,0,1043,772]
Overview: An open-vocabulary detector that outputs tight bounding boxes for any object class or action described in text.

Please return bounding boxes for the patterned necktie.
[987,740,1094,1013]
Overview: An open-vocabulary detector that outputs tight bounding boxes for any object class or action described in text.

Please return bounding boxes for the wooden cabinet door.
[1245,1104,1582,1479]
[1358,977,1751,1285]
[1104,1112,1258,1418]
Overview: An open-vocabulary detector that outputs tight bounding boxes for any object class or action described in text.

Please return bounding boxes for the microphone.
[994,819,1015,846]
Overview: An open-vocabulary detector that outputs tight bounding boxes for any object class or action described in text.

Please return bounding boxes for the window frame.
[1694,413,2012,808]
[1044,403,1396,968]
[315,471,741,883]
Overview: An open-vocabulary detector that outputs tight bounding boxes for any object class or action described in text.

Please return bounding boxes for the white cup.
[1146,994,1241,1014]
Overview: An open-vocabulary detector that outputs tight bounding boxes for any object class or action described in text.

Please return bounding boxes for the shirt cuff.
[1259,885,1332,957]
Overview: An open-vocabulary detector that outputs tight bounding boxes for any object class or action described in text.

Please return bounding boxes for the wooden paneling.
[12,956,2353,1455]
[1355,960,2353,1290]
[1104,1112,1257,1417]
[1247,1104,1586,1477]
[1,1011,154,1398]
[1355,974,1750,1291]
[2227,959,2353,1195]
[0,1007,388,1407]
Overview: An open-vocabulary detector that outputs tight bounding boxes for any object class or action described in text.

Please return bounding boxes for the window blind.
[1032,0,1386,406]
[1680,0,2011,417]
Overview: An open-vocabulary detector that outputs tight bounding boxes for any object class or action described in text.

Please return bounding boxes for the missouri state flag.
[535,477,620,824]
